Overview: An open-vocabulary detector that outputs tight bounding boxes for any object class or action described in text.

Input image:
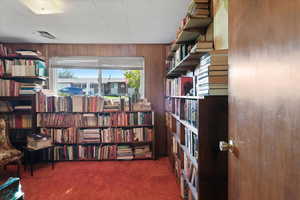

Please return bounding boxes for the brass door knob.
[219,140,235,152]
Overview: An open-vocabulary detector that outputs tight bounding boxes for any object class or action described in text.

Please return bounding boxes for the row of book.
[36,93,105,112]
[166,77,193,96]
[183,100,198,128]
[40,127,153,144]
[0,79,42,96]
[52,144,152,161]
[7,115,32,128]
[194,50,228,96]
[185,128,198,159]
[80,128,153,143]
[37,112,153,128]
[0,80,20,96]
[181,153,198,200]
[0,59,46,77]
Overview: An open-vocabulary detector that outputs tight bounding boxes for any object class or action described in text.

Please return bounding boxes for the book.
[191,41,213,53]
[195,65,228,76]
[197,75,228,85]
[197,88,228,96]
[196,70,228,80]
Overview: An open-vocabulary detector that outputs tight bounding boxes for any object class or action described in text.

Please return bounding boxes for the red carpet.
[1,158,180,200]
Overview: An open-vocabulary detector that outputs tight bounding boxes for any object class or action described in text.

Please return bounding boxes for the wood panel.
[229,0,300,200]
[5,43,168,157]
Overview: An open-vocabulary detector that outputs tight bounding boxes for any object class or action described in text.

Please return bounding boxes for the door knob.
[219,140,235,152]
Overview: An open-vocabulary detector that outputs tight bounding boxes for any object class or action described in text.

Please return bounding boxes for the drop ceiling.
[0,0,189,44]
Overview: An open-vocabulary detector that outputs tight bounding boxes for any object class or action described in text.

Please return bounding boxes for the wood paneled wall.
[229,0,300,199]
[6,43,167,157]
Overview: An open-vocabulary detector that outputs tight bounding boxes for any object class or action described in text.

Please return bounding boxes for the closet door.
[227,0,300,200]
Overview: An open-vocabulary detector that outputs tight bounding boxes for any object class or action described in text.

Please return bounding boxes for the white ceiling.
[0,0,189,44]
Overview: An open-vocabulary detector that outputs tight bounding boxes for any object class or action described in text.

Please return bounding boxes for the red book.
[179,77,193,96]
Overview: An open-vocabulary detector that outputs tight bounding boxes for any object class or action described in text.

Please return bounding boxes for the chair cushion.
[0,149,22,161]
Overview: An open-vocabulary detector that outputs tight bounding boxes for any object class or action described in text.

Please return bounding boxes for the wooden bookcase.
[164,1,228,199]
[0,92,37,150]
[37,110,156,161]
[165,96,227,200]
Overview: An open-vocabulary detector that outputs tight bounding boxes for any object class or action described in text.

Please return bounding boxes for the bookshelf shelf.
[54,142,152,146]
[55,158,153,162]
[9,128,34,131]
[38,125,154,129]
[0,55,45,62]
[167,51,205,78]
[1,110,33,114]
[169,112,198,135]
[165,96,205,100]
[36,110,152,114]
[0,96,34,101]
[180,144,198,168]
[182,171,198,200]
[0,75,47,82]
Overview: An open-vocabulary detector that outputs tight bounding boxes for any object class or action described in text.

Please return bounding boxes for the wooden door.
[228,0,300,200]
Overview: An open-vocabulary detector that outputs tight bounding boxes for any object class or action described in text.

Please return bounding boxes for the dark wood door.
[229,0,300,200]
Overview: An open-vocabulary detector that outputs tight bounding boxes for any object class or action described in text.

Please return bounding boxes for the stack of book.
[190,40,213,53]
[0,79,20,96]
[195,50,228,96]
[78,129,100,143]
[117,145,133,160]
[187,0,210,17]
[13,105,31,110]
[134,145,152,159]
[41,128,77,144]
[19,83,42,95]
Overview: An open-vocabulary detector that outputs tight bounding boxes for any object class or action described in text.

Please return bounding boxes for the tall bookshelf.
[0,45,47,149]
[165,96,227,200]
[165,0,228,200]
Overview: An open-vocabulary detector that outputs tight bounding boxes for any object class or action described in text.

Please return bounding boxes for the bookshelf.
[35,93,156,161]
[164,0,228,199]
[165,96,227,200]
[0,95,37,150]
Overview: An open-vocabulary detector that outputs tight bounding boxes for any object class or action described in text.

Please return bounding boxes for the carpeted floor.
[0,158,180,200]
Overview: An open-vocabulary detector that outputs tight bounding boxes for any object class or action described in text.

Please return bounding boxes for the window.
[49,57,144,99]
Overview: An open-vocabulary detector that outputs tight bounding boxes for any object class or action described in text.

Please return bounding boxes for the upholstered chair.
[0,119,22,177]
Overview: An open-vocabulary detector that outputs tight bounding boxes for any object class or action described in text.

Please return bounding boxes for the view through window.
[53,68,143,99]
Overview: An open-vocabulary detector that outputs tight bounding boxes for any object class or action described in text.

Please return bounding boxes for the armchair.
[0,119,22,177]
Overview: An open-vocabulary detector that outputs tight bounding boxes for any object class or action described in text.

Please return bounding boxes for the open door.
[224,0,300,200]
